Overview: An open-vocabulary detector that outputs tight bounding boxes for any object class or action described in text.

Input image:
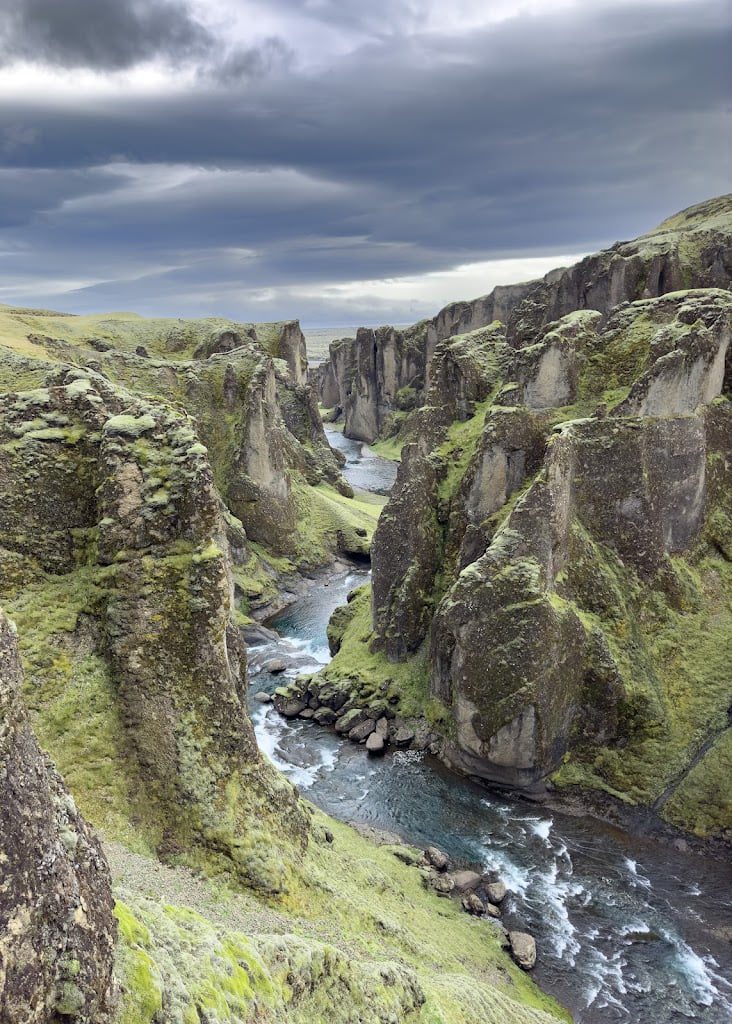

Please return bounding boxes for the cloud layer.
[0,0,729,325]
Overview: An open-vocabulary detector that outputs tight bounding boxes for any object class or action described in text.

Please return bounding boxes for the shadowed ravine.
[248,430,732,1024]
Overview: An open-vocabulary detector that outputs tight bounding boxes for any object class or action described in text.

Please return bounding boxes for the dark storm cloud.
[0,0,729,322]
[0,0,213,69]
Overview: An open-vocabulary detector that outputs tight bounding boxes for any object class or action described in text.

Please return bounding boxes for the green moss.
[290,483,385,566]
[662,729,732,838]
[552,522,732,810]
[5,567,159,853]
[104,413,157,438]
[436,398,494,504]
[112,811,569,1024]
[319,586,429,718]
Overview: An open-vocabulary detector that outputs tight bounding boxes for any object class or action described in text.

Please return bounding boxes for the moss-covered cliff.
[316,194,732,444]
[320,203,732,844]
[0,312,567,1022]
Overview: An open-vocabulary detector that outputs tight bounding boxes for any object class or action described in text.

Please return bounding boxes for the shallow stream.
[248,430,731,1023]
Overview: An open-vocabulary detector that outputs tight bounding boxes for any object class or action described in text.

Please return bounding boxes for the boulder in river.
[508,931,537,970]
[274,695,307,718]
[335,707,368,733]
[253,691,273,703]
[349,718,376,742]
[366,731,386,754]
[450,870,482,893]
[393,726,415,748]
[264,658,288,674]
[485,881,508,904]
[314,707,337,726]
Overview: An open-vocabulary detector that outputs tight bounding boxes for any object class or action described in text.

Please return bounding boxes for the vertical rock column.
[0,608,116,1024]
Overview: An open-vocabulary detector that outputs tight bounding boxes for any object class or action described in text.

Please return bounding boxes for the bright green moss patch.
[662,729,732,839]
[319,585,430,718]
[291,483,385,565]
[5,567,159,853]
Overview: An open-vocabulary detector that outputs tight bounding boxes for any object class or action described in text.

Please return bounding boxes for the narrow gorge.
[1,196,730,1024]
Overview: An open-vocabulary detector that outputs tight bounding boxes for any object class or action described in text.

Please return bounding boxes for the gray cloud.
[0,0,213,69]
[0,0,729,324]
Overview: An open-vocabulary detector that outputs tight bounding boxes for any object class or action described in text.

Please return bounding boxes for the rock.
[393,726,415,748]
[276,697,308,718]
[366,731,386,754]
[424,846,449,871]
[375,716,389,738]
[253,691,273,703]
[430,873,455,897]
[349,718,376,743]
[462,893,485,915]
[508,931,537,970]
[335,707,368,734]
[485,881,508,904]
[299,708,315,719]
[264,658,287,674]
[392,847,424,867]
[450,869,482,893]
[313,706,337,726]
[483,902,502,919]
[240,623,280,646]
[0,609,117,1023]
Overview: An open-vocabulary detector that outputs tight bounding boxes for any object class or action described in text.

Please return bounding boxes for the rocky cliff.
[0,609,116,1023]
[0,312,567,1022]
[365,286,732,837]
[0,364,308,886]
[317,194,732,444]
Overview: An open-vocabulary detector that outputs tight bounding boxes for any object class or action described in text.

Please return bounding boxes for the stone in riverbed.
[264,658,287,674]
[275,696,307,718]
[375,716,389,738]
[508,931,537,970]
[313,707,337,726]
[349,718,376,743]
[253,691,273,703]
[393,726,415,748]
[485,881,508,904]
[483,902,502,919]
[299,708,315,719]
[366,731,386,754]
[334,707,367,733]
[424,846,449,871]
[450,869,481,893]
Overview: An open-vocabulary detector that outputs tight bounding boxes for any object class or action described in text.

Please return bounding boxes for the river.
[247,429,732,1024]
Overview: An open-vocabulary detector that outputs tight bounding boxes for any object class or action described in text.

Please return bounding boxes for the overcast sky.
[0,0,729,326]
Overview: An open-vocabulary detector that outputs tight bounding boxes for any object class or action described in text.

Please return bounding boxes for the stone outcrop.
[365,281,732,834]
[0,366,308,887]
[0,609,117,1023]
[317,194,732,442]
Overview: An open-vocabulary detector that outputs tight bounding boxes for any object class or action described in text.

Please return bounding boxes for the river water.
[247,430,732,1024]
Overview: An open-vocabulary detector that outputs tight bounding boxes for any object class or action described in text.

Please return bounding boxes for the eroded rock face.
[0,367,308,885]
[0,609,116,1023]
[370,286,732,810]
[318,194,732,443]
[28,315,347,560]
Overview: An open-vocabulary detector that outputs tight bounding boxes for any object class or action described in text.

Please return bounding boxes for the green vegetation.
[318,585,431,719]
[112,811,569,1024]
